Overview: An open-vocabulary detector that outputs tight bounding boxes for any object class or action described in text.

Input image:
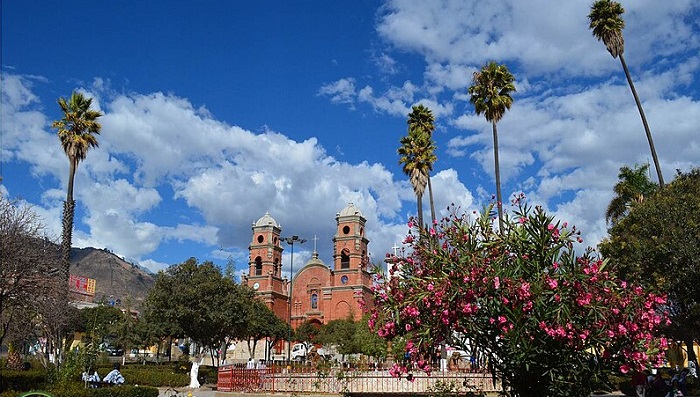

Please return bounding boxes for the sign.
[69,274,96,296]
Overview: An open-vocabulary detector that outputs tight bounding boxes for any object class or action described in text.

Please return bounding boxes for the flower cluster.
[370,201,669,397]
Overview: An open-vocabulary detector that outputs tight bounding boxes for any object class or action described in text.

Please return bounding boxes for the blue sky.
[2,0,699,276]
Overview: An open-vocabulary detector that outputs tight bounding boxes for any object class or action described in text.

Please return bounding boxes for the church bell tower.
[246,212,288,320]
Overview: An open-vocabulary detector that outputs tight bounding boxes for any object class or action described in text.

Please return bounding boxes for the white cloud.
[377,0,700,77]
[317,78,357,104]
[2,76,421,272]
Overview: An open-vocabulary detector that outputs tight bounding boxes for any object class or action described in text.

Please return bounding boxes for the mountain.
[70,247,155,305]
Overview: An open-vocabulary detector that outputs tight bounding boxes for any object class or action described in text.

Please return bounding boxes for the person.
[666,379,683,397]
[246,358,255,369]
[103,363,125,385]
[440,346,448,372]
[667,341,686,372]
[82,366,100,388]
[632,370,648,397]
[673,368,689,396]
[649,372,668,397]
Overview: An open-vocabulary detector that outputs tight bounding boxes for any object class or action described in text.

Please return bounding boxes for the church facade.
[243,203,374,328]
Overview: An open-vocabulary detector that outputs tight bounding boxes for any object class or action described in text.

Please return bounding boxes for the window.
[341,248,350,269]
[257,235,264,243]
[273,258,279,276]
[311,293,318,309]
[255,256,263,276]
[343,225,350,235]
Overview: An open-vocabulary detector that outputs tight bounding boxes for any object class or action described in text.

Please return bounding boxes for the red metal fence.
[218,365,501,394]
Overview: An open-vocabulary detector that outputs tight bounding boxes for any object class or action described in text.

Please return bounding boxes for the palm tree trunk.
[61,200,74,281]
[619,54,665,187]
[427,176,436,226]
[416,193,424,230]
[61,160,77,282]
[492,121,504,231]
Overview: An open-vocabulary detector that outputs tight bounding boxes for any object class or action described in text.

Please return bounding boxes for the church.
[243,203,374,328]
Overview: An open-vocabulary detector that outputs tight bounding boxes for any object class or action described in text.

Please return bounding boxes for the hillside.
[70,247,155,305]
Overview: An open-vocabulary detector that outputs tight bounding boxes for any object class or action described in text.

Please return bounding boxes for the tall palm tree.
[589,0,665,187]
[52,91,103,281]
[407,105,437,225]
[468,61,516,231]
[605,164,658,225]
[398,126,436,229]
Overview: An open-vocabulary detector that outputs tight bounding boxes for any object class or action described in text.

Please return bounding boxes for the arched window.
[341,248,350,269]
[311,293,318,309]
[255,256,263,276]
[273,258,279,276]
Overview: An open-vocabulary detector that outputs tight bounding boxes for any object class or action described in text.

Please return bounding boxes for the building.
[243,203,374,328]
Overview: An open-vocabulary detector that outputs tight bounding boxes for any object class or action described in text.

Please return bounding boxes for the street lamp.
[284,235,306,363]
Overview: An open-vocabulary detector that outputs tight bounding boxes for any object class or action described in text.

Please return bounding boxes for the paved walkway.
[157,386,218,397]
[157,387,628,397]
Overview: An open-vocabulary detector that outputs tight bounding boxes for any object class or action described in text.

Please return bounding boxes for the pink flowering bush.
[370,201,669,397]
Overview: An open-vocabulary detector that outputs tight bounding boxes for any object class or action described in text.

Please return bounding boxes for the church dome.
[254,212,279,227]
[338,202,363,217]
[305,252,327,267]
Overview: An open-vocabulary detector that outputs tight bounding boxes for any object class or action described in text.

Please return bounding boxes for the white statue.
[189,354,204,388]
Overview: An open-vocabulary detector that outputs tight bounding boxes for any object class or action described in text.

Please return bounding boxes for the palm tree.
[605,164,658,225]
[589,0,665,187]
[52,91,103,280]
[407,105,437,225]
[468,61,516,231]
[398,125,436,229]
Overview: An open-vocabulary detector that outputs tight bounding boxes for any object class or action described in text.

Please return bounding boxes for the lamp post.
[284,235,306,363]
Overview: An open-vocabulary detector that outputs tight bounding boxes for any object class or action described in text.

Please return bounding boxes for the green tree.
[78,304,123,344]
[589,0,664,187]
[144,258,255,366]
[295,320,322,348]
[353,314,388,361]
[605,164,658,225]
[129,316,162,363]
[398,113,438,229]
[73,304,123,368]
[600,169,700,367]
[52,92,103,281]
[141,285,185,361]
[468,62,516,231]
[319,318,357,357]
[242,299,289,360]
[407,105,438,225]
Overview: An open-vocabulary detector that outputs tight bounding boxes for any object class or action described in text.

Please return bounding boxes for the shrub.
[371,201,670,397]
[1,385,158,397]
[0,368,48,392]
